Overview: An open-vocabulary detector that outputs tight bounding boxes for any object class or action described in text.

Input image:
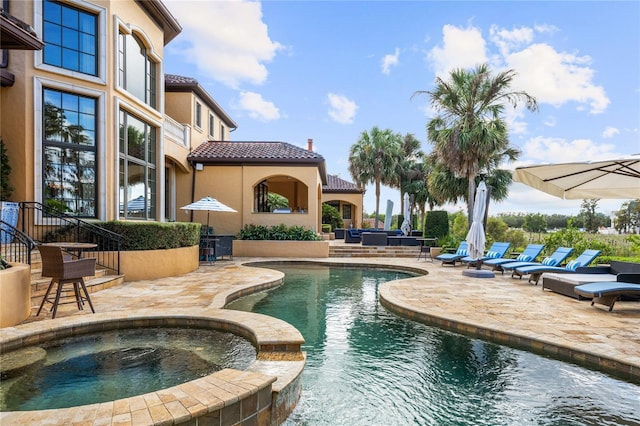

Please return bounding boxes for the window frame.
[118,108,159,220]
[34,0,107,84]
[34,77,106,221]
[117,29,157,109]
[195,101,202,129]
[208,113,215,138]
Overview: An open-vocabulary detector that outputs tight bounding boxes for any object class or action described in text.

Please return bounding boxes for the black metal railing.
[0,219,36,265]
[19,202,121,274]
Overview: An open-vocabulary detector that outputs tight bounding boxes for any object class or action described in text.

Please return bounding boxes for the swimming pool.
[227,263,640,425]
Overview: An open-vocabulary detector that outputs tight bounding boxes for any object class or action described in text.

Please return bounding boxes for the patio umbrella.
[180,196,237,230]
[400,192,411,236]
[465,181,488,261]
[513,156,640,200]
[126,195,146,212]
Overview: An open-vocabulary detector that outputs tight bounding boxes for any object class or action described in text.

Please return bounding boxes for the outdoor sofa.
[542,260,640,299]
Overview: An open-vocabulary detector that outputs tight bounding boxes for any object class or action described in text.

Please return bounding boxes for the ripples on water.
[227,264,640,426]
[0,328,256,411]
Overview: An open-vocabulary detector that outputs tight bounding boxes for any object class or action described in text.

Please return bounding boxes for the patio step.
[329,244,421,258]
[30,274,125,309]
[28,249,124,308]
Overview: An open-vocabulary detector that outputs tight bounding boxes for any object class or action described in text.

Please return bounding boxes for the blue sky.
[163,0,640,218]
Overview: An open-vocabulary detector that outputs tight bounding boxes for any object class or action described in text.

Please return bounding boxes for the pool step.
[329,244,421,258]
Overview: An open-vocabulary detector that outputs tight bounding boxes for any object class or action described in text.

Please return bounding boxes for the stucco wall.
[0,263,31,327]
[233,240,329,258]
[116,245,199,281]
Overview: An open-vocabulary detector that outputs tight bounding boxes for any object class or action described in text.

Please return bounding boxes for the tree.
[614,199,640,233]
[322,203,344,231]
[523,213,547,234]
[0,139,13,201]
[414,64,537,227]
[579,199,602,233]
[348,127,403,229]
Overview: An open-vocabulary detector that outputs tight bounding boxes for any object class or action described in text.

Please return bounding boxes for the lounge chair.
[482,244,545,273]
[574,274,640,311]
[512,249,601,285]
[461,242,511,267]
[435,241,468,266]
[501,247,574,273]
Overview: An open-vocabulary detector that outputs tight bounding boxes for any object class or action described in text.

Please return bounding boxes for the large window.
[118,32,156,108]
[119,111,157,219]
[43,88,97,217]
[43,0,97,76]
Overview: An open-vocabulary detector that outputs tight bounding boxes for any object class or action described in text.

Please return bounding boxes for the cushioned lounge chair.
[574,274,640,311]
[482,244,545,273]
[461,242,511,267]
[435,241,468,266]
[501,247,574,273]
[512,249,601,285]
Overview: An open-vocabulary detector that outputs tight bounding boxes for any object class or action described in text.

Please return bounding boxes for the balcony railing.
[164,114,190,148]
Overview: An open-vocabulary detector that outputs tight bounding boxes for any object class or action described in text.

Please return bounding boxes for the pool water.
[227,264,640,425]
[0,327,256,411]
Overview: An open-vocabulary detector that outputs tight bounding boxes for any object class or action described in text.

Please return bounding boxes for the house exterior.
[187,139,327,235]
[322,174,364,229]
[0,0,363,237]
[1,0,180,222]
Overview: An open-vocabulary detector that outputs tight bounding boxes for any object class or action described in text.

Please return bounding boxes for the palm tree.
[414,64,537,222]
[348,127,402,229]
[394,133,424,216]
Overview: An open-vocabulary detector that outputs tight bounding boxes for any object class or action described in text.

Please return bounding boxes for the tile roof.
[189,141,324,163]
[324,174,363,193]
[165,74,237,128]
[188,141,327,184]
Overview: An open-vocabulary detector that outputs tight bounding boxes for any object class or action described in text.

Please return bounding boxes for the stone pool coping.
[0,309,305,425]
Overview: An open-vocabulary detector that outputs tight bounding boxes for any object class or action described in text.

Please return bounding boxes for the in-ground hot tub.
[0,309,305,425]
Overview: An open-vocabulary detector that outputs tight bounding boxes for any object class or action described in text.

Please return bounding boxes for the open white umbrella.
[513,156,640,200]
[400,192,411,236]
[180,196,237,230]
[465,181,488,261]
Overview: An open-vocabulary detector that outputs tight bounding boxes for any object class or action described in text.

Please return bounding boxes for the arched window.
[118,32,156,108]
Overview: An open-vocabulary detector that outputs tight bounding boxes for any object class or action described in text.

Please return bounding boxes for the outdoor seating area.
[543,260,640,299]
[511,249,601,284]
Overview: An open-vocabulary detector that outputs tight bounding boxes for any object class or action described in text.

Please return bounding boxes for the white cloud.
[428,24,487,77]
[489,25,533,56]
[327,93,358,124]
[235,91,281,121]
[601,126,620,138]
[505,43,610,114]
[165,0,283,88]
[519,136,619,164]
[381,48,400,75]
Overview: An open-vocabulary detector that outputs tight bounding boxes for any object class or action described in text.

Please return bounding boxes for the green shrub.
[543,226,615,259]
[238,224,320,241]
[321,224,332,233]
[505,229,527,252]
[100,221,200,250]
[424,210,448,239]
[451,214,469,241]
[322,204,344,230]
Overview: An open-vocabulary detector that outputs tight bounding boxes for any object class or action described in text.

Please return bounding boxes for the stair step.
[30,274,125,308]
[328,244,420,258]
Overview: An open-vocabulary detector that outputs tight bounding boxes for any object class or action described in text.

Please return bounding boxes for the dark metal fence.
[19,202,121,274]
[0,219,36,265]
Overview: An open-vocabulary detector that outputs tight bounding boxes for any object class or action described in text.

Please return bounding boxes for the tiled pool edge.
[378,284,640,383]
[0,309,305,425]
